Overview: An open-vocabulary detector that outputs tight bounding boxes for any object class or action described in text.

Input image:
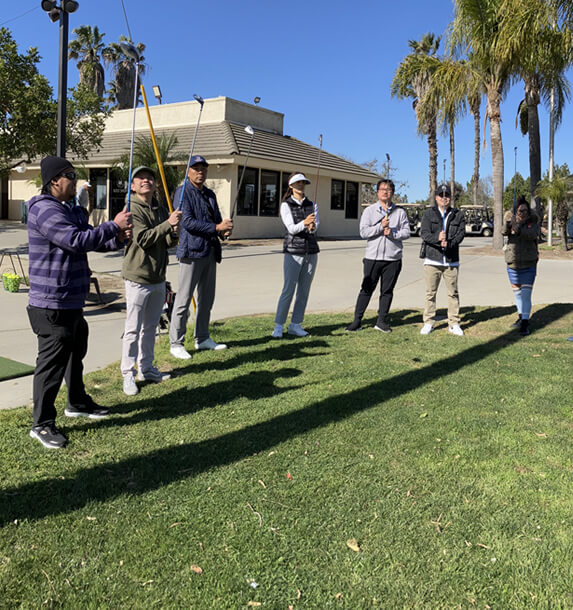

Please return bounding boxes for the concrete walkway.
[1,220,571,410]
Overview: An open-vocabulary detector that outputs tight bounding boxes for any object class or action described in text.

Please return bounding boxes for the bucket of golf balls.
[2,272,21,293]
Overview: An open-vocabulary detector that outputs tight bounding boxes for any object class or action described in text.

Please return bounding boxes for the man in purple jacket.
[26,156,132,449]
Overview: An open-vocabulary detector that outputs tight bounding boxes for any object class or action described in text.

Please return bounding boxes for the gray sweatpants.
[169,252,217,347]
[274,253,318,326]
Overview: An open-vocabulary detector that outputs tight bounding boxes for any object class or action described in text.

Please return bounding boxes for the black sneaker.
[374,322,392,333]
[30,424,68,449]
[345,320,362,332]
[511,315,522,328]
[65,399,110,419]
[519,319,530,336]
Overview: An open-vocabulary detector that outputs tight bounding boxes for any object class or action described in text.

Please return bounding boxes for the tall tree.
[391,33,441,203]
[103,36,146,110]
[497,0,571,218]
[68,25,106,98]
[535,163,572,250]
[450,0,513,249]
[0,27,54,176]
[0,28,111,176]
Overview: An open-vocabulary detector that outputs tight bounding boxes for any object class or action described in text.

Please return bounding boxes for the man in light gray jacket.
[346,179,410,333]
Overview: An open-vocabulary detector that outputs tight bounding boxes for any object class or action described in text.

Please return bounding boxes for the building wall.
[8,172,36,221]
[104,96,284,135]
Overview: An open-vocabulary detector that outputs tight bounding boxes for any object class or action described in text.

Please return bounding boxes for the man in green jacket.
[121,167,181,395]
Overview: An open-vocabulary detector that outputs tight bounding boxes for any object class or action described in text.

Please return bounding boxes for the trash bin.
[20,201,28,224]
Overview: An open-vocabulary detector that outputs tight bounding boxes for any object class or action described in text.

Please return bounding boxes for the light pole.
[40,0,79,158]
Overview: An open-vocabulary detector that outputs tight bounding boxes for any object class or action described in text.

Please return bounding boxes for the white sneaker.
[170,345,193,360]
[287,323,309,337]
[420,323,434,335]
[137,368,171,383]
[195,337,227,350]
[271,324,283,338]
[123,375,139,396]
[449,324,464,336]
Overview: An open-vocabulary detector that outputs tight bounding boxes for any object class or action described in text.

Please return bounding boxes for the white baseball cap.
[288,173,311,186]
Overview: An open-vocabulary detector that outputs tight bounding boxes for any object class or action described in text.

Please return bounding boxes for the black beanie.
[41,156,74,186]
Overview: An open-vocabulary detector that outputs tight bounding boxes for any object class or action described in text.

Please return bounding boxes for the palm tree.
[449,0,513,249]
[117,132,186,207]
[497,0,572,219]
[535,165,573,250]
[391,33,441,203]
[68,25,106,98]
[103,36,146,110]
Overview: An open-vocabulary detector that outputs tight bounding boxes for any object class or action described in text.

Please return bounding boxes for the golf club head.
[244,125,254,136]
[119,41,140,62]
[193,94,204,107]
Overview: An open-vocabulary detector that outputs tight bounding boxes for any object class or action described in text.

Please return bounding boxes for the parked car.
[461,206,493,237]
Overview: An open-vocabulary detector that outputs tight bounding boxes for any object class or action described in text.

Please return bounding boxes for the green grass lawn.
[1,306,572,608]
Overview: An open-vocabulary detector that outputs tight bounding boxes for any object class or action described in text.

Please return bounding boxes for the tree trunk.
[525,75,542,220]
[560,222,568,251]
[428,120,438,205]
[449,122,455,205]
[487,86,504,250]
[470,99,481,207]
[116,62,136,110]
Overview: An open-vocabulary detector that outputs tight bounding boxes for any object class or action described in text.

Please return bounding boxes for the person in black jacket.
[419,184,466,336]
[272,172,318,338]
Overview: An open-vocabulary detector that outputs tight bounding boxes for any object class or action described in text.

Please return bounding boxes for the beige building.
[5,96,380,238]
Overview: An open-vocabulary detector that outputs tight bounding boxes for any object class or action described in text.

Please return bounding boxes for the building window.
[345,181,359,219]
[237,167,287,217]
[237,167,259,216]
[331,179,344,210]
[281,173,290,202]
[331,179,359,218]
[260,170,280,217]
[109,169,127,217]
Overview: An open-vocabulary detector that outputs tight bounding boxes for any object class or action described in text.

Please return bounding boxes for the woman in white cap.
[272,172,319,338]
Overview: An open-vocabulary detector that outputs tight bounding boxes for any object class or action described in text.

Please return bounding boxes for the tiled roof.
[74,122,380,182]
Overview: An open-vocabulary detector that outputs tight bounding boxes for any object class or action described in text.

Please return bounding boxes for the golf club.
[310,134,323,232]
[140,83,174,212]
[121,41,141,213]
[229,125,255,220]
[177,94,205,210]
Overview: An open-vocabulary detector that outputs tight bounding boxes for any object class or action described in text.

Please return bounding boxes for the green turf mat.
[0,356,34,381]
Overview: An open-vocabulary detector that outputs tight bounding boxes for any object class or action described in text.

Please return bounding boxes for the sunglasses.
[60,171,77,180]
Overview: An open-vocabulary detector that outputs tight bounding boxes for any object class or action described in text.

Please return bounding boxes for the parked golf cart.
[461,206,494,237]
[402,204,427,236]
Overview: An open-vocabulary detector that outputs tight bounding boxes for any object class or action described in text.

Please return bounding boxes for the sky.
[3,0,573,202]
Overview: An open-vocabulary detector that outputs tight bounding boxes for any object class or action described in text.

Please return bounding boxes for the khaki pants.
[423,265,460,326]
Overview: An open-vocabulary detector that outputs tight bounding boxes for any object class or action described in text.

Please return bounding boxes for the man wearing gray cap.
[169,155,233,359]
[419,183,466,336]
[26,155,132,448]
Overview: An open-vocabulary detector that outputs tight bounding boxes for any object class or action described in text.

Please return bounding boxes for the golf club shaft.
[125,63,140,213]
[311,134,323,232]
[140,84,173,212]
[229,133,255,219]
[177,100,204,210]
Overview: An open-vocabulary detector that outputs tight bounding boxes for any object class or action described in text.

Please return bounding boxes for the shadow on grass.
[75,367,307,432]
[1,303,572,526]
[169,339,330,376]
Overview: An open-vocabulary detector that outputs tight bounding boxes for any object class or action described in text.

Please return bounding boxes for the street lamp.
[152,85,162,104]
[41,0,79,158]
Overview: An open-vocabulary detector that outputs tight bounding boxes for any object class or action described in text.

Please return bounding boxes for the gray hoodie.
[359,203,410,260]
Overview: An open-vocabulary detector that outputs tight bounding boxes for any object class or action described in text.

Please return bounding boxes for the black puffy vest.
[283,197,320,255]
